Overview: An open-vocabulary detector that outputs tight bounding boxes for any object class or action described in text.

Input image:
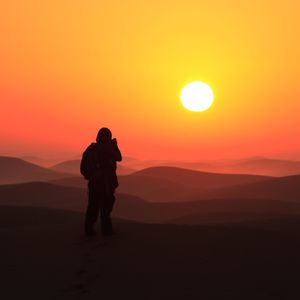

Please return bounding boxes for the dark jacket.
[82,140,122,191]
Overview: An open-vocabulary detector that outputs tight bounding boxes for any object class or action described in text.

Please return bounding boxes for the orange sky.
[1,0,300,161]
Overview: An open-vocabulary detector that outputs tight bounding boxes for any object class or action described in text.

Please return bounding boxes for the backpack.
[80,143,98,180]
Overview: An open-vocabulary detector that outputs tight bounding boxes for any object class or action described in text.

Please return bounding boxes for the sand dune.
[0,156,71,184]
[132,166,270,188]
[116,157,300,176]
[113,166,273,202]
[2,182,300,224]
[1,205,300,299]
[50,159,81,174]
[115,197,300,223]
[0,182,149,220]
[184,174,300,203]
[50,171,214,200]
[219,157,300,176]
[0,181,86,211]
[51,159,135,175]
[50,176,86,188]
[20,155,70,167]
[50,166,270,202]
[167,197,300,224]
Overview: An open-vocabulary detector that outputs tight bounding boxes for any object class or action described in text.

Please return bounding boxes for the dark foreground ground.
[1,206,300,300]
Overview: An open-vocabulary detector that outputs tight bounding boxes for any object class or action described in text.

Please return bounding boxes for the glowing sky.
[1,0,299,160]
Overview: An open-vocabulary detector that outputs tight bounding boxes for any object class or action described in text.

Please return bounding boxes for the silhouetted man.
[80,128,122,236]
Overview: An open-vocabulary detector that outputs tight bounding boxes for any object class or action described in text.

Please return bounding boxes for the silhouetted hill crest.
[51,159,135,175]
[0,156,71,184]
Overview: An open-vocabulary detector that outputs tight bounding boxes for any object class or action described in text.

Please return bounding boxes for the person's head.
[96,127,112,143]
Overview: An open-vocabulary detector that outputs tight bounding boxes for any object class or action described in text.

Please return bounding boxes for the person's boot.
[101,217,113,236]
[85,223,96,236]
[85,230,96,237]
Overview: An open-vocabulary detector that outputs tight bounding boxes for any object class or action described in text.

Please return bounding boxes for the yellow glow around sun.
[180,81,214,112]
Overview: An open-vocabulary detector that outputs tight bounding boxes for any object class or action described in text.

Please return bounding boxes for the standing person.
[80,128,122,236]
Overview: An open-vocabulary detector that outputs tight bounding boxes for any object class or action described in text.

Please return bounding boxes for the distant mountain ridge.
[0,156,72,184]
[132,166,270,188]
[119,157,300,177]
[9,155,300,177]
[1,181,300,224]
[188,174,300,203]
[51,159,135,175]
[215,157,300,176]
[49,166,271,202]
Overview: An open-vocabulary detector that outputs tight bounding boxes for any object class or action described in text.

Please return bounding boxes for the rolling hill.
[183,174,300,203]
[0,156,72,184]
[118,166,271,202]
[0,182,86,211]
[1,181,300,224]
[129,157,300,177]
[216,157,300,177]
[132,166,270,188]
[50,166,271,202]
[51,159,135,175]
[114,197,300,224]
[0,182,149,221]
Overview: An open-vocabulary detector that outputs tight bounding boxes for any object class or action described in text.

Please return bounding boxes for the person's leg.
[100,193,115,235]
[85,181,101,235]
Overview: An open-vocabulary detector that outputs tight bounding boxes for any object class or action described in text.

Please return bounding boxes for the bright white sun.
[180,81,214,112]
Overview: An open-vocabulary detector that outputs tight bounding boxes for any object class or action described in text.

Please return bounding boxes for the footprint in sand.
[71,283,89,295]
[77,268,87,276]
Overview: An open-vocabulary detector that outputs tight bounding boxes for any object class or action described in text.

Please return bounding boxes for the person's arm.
[111,138,122,162]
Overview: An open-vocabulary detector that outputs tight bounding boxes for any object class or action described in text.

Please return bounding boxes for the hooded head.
[96,127,112,143]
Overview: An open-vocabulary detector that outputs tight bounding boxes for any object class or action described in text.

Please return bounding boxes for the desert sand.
[1,157,300,299]
[1,205,300,299]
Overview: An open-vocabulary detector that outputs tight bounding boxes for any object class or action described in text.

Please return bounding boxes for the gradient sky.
[1,0,299,160]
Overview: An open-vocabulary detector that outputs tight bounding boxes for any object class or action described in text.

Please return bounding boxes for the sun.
[180,81,214,112]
